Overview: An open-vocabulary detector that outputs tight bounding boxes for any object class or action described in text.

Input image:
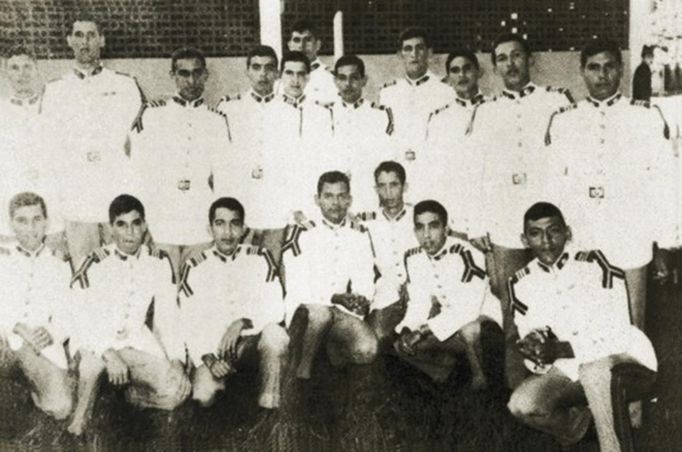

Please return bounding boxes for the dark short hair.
[446,49,479,72]
[317,171,350,195]
[69,16,102,35]
[399,27,430,49]
[523,202,566,229]
[374,161,406,185]
[641,45,654,59]
[491,33,531,65]
[209,197,245,224]
[247,45,278,68]
[9,192,47,219]
[7,45,36,61]
[109,194,145,224]
[171,47,207,72]
[290,19,318,39]
[580,38,622,68]
[281,51,310,73]
[334,55,365,78]
[414,200,448,226]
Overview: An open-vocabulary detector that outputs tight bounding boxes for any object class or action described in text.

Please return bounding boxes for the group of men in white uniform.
[0,14,671,451]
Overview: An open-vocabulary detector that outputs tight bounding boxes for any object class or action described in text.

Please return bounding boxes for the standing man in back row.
[467,33,574,348]
[41,17,144,267]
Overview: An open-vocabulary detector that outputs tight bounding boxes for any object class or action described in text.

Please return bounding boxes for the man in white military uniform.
[0,47,66,252]
[378,27,455,203]
[357,161,417,344]
[180,197,288,410]
[424,49,488,234]
[40,18,144,267]
[285,19,336,104]
[320,55,395,214]
[546,39,675,330]
[67,195,190,436]
[217,51,333,263]
[283,171,377,380]
[394,200,501,387]
[467,33,574,335]
[0,193,74,422]
[507,202,657,451]
[129,47,229,277]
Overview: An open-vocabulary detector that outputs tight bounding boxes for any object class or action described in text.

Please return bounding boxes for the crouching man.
[394,200,501,388]
[179,197,288,410]
[0,192,74,421]
[67,194,190,436]
[507,202,657,451]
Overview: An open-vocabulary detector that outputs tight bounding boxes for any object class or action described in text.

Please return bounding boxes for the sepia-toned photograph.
[0,0,680,450]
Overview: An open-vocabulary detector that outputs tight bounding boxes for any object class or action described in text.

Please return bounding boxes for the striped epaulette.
[219,93,241,104]
[186,251,208,268]
[314,100,334,110]
[70,247,112,289]
[178,250,209,297]
[348,219,367,233]
[546,86,575,103]
[545,103,578,145]
[240,245,278,282]
[113,70,135,79]
[371,102,394,135]
[574,249,625,289]
[428,103,450,120]
[630,99,651,108]
[208,106,228,118]
[447,242,487,282]
[404,246,423,261]
[146,98,167,108]
[631,100,670,138]
[370,102,387,111]
[282,221,315,257]
[150,247,177,284]
[356,211,377,222]
[508,266,531,315]
[382,80,397,89]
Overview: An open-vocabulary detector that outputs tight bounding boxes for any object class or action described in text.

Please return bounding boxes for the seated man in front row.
[507,202,657,451]
[68,194,191,436]
[180,197,288,410]
[394,200,501,388]
[283,171,377,380]
[0,192,74,422]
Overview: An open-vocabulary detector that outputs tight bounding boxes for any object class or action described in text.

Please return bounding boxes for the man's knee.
[78,351,106,380]
[579,356,614,385]
[458,320,482,343]
[507,386,544,420]
[349,335,378,364]
[192,384,219,408]
[41,394,73,420]
[302,304,333,326]
[258,324,290,356]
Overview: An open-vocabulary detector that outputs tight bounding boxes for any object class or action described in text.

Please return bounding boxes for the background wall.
[0,50,631,106]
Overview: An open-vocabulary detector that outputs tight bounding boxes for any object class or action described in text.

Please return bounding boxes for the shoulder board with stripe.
[578,249,625,289]
[113,70,135,79]
[575,250,591,262]
[70,247,111,289]
[545,103,578,145]
[349,219,367,233]
[454,245,486,282]
[314,100,333,109]
[404,246,423,260]
[630,99,651,108]
[357,211,377,222]
[46,76,64,85]
[51,248,71,263]
[282,222,313,257]
[146,98,167,108]
[515,266,531,280]
[382,80,397,89]
[208,106,228,117]
[151,247,177,284]
[546,86,575,103]
[370,102,387,111]
[219,93,241,104]
[187,251,208,268]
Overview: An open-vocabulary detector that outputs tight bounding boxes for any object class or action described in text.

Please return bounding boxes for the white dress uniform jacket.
[179,244,284,366]
[319,97,394,213]
[357,206,417,310]
[306,59,337,104]
[214,94,333,229]
[378,71,455,202]
[509,248,657,381]
[422,93,486,233]
[40,66,143,223]
[396,236,500,341]
[71,244,184,362]
[0,244,72,369]
[282,218,375,324]
[129,96,230,246]
[467,83,573,247]
[546,94,675,269]
[0,95,64,236]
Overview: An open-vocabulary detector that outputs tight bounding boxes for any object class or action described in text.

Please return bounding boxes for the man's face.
[581,51,623,101]
[246,55,278,96]
[334,64,366,103]
[522,216,571,266]
[288,30,320,62]
[400,37,430,79]
[171,58,208,101]
[67,21,104,65]
[111,210,147,255]
[6,55,38,94]
[414,211,447,255]
[494,40,531,90]
[11,204,47,251]
[281,61,309,98]
[447,56,480,98]
[316,181,351,224]
[375,171,405,211]
[210,207,244,255]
